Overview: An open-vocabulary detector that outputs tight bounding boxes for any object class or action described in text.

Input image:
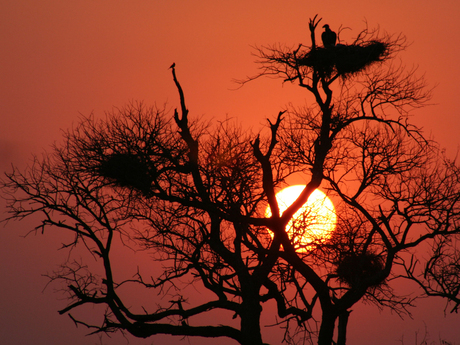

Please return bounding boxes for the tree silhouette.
[2,16,460,345]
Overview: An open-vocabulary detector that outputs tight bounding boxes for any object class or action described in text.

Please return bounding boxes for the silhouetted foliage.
[2,15,460,345]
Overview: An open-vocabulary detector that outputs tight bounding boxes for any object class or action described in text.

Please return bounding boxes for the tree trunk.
[337,310,350,345]
[240,296,264,345]
[317,311,337,345]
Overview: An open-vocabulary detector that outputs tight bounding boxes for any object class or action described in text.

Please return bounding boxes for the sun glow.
[265,185,337,251]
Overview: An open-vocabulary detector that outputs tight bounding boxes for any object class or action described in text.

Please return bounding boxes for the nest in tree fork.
[98,152,153,196]
[298,41,388,77]
[335,252,385,288]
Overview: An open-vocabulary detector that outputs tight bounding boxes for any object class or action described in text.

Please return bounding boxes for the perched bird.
[169,62,175,69]
[321,24,337,47]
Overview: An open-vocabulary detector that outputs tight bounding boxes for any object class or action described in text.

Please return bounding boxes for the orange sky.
[1,1,460,344]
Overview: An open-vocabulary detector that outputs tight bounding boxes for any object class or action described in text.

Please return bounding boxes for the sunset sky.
[1,1,460,344]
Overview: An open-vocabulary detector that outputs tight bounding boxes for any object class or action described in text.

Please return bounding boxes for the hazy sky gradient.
[1,1,459,344]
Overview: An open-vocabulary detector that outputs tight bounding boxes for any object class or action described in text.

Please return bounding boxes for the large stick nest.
[98,153,153,196]
[298,41,388,77]
[335,252,385,288]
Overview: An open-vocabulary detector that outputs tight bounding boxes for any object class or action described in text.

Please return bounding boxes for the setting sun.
[265,185,337,251]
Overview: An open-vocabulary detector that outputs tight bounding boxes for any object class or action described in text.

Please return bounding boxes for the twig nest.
[335,252,385,288]
[98,153,153,196]
[298,41,388,77]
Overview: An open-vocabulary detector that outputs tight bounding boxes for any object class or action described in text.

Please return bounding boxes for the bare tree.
[404,229,460,314]
[2,15,460,345]
[242,15,460,345]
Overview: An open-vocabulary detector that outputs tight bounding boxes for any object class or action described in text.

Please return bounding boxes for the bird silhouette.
[169,62,175,69]
[321,24,337,47]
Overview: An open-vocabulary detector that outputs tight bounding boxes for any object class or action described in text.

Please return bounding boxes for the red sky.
[1,1,460,344]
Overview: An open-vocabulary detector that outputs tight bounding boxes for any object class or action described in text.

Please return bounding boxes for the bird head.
[323,24,330,29]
